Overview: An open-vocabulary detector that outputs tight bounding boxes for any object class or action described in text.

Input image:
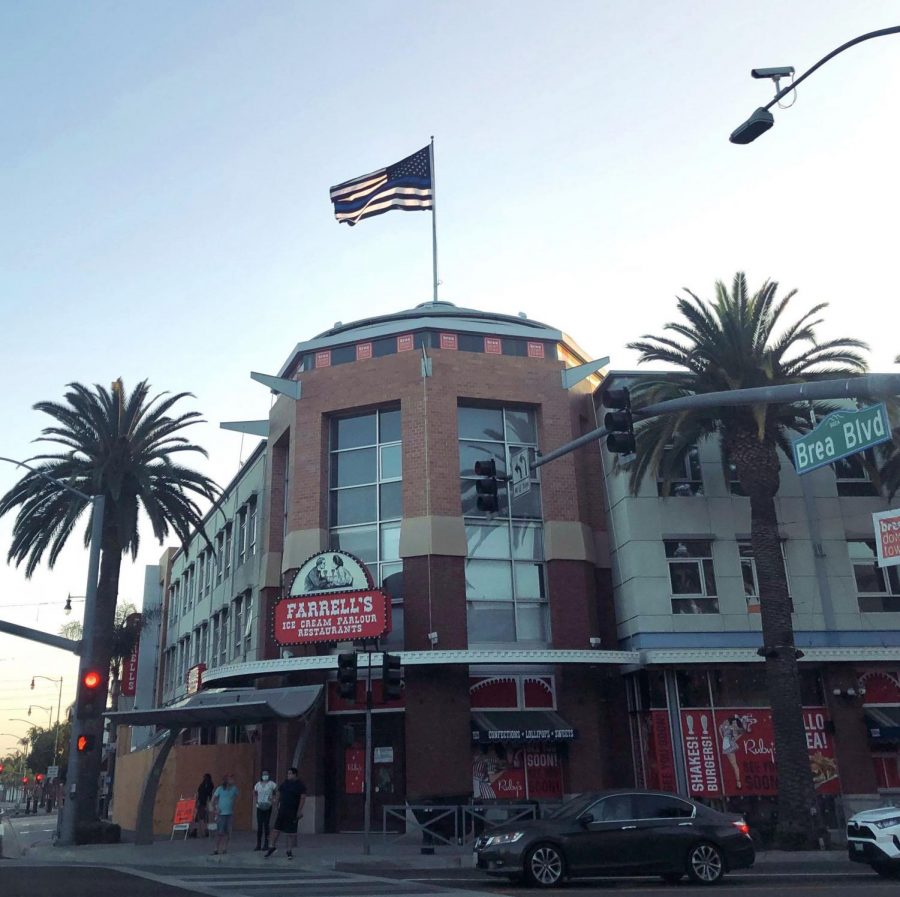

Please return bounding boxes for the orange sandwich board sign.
[273,551,391,646]
[874,508,900,568]
[171,798,196,839]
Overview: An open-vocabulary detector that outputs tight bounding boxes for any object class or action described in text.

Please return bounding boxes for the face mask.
[262,775,269,781]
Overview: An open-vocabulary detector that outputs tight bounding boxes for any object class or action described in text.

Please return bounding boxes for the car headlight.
[875,817,900,829]
[486,831,524,846]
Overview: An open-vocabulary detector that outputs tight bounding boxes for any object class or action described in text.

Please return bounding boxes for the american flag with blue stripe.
[329,146,433,226]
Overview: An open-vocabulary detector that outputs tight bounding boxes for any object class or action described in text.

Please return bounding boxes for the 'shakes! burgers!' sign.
[273,551,391,645]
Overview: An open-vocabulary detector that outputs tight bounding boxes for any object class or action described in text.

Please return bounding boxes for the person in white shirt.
[253,771,278,851]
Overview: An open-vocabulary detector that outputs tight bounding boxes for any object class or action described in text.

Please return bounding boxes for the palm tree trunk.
[750,489,819,848]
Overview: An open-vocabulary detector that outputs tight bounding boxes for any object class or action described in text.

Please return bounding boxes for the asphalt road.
[0,867,197,897]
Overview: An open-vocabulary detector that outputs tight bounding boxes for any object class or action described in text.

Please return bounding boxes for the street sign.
[792,402,891,475]
[46,765,59,781]
[510,447,531,497]
[873,508,900,569]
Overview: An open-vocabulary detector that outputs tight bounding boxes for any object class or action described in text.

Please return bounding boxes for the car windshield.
[547,793,598,820]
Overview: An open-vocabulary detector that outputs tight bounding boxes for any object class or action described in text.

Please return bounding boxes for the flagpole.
[429,136,438,302]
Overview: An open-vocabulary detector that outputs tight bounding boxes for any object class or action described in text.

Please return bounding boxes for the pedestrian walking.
[253,770,277,851]
[265,767,307,859]
[211,773,239,855]
[193,773,214,838]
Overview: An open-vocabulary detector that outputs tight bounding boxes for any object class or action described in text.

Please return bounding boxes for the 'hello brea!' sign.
[273,550,391,645]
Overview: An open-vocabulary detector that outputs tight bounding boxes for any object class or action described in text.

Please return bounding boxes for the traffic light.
[75,668,105,720]
[604,387,635,455]
[76,734,97,753]
[382,653,402,701]
[337,652,358,701]
[474,459,500,513]
[35,773,44,784]
[22,776,29,785]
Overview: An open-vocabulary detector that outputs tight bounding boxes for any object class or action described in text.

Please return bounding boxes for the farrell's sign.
[273,550,391,646]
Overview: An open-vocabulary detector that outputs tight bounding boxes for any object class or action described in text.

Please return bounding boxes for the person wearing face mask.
[253,770,277,851]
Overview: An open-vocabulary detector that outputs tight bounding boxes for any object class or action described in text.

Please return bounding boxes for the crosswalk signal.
[382,653,402,701]
[604,387,636,455]
[76,733,97,753]
[337,652,358,701]
[76,668,105,720]
[474,459,500,513]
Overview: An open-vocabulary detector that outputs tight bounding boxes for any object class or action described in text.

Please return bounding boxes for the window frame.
[664,539,719,614]
[850,539,900,612]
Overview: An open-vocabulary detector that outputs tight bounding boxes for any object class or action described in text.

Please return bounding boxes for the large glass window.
[329,408,403,637]
[665,540,719,614]
[658,443,703,497]
[459,405,547,645]
[738,541,791,612]
[834,455,879,497]
[850,540,900,611]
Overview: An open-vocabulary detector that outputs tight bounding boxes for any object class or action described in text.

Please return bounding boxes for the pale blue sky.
[1,1,898,734]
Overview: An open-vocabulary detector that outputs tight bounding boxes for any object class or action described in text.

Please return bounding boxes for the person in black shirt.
[265,767,307,859]
[193,773,214,838]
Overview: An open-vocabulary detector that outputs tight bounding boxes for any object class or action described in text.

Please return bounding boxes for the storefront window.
[459,405,547,645]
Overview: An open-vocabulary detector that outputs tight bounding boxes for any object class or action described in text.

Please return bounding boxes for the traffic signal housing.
[604,387,635,455]
[75,669,105,720]
[76,733,97,753]
[337,652,358,701]
[382,653,402,701]
[35,773,44,784]
[474,459,500,513]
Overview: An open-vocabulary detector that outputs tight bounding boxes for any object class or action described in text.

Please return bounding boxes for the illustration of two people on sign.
[472,746,522,799]
[304,554,354,592]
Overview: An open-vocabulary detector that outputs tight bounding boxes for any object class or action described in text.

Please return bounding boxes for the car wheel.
[525,842,566,888]
[661,872,684,884]
[872,862,900,879]
[686,842,725,885]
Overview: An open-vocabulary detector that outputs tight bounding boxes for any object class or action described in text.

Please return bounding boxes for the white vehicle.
[847,806,900,878]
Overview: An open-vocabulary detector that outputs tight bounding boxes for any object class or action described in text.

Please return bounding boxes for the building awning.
[866,707,900,742]
[105,685,322,729]
[471,710,576,744]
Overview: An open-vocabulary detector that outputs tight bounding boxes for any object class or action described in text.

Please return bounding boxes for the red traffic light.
[22,776,29,785]
[35,773,44,783]
[0,763,5,773]
[82,670,102,689]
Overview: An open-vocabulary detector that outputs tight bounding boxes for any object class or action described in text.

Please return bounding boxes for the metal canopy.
[471,710,577,744]
[106,685,322,728]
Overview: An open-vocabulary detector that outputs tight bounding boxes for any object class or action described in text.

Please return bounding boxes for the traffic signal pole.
[58,493,105,847]
[534,373,900,469]
[363,646,373,856]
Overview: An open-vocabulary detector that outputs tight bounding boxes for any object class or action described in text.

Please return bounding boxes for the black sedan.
[474,790,755,887]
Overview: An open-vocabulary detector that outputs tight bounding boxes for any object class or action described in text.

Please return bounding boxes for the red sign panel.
[396,334,414,352]
[440,332,458,350]
[274,590,391,645]
[315,350,331,368]
[874,509,900,566]
[173,798,196,825]
[356,342,372,361]
[472,746,562,801]
[679,706,839,798]
[527,342,545,358]
[345,747,365,794]
[186,663,206,696]
[120,612,142,697]
[484,337,502,354]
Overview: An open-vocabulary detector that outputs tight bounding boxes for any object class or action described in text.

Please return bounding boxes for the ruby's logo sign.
[273,551,391,646]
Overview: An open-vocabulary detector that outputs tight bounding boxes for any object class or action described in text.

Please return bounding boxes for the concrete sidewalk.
[3,815,850,871]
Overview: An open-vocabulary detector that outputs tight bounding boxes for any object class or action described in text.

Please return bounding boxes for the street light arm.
[763,25,900,111]
[0,456,92,502]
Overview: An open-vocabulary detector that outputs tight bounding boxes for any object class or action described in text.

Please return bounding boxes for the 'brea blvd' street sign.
[273,550,391,646]
[792,402,891,475]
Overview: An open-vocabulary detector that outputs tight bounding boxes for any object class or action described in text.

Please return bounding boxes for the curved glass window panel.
[380,562,404,600]
[511,524,543,561]
[514,562,545,599]
[380,443,402,480]
[330,485,377,526]
[505,410,537,445]
[466,523,511,559]
[381,604,404,650]
[465,559,513,600]
[467,602,515,643]
[458,407,504,441]
[380,481,402,520]
[516,603,548,641]
[333,414,377,450]
[459,441,506,478]
[381,523,401,562]
[330,526,378,563]
[331,447,377,487]
[461,478,509,518]
[510,482,542,519]
[379,408,402,443]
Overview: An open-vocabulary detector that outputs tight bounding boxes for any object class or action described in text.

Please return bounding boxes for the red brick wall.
[824,667,878,795]
[403,555,468,652]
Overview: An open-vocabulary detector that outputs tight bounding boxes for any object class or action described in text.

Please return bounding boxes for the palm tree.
[624,273,868,848]
[0,379,218,830]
